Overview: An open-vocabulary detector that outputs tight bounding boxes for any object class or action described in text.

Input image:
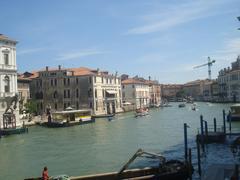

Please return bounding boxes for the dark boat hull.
[92,114,115,118]
[0,127,28,136]
[39,119,95,128]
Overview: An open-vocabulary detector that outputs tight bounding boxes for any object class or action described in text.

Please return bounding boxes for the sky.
[1,0,240,83]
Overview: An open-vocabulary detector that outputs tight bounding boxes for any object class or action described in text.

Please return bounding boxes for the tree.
[24,100,37,115]
[176,89,186,98]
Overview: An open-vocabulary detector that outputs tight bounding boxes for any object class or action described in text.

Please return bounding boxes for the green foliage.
[24,100,37,115]
[176,89,186,98]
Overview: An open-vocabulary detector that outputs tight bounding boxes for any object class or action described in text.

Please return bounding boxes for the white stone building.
[218,55,240,102]
[0,34,20,128]
[122,78,150,109]
[29,66,123,115]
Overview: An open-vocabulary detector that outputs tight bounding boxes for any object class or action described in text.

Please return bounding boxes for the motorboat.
[178,103,186,108]
[135,108,149,117]
[230,104,240,121]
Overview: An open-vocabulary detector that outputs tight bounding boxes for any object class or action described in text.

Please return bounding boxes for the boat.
[39,109,94,128]
[92,113,115,118]
[229,104,240,121]
[0,126,28,136]
[25,149,193,180]
[191,103,197,111]
[178,103,186,108]
[135,108,149,117]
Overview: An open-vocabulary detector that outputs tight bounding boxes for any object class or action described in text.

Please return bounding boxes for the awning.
[106,90,117,94]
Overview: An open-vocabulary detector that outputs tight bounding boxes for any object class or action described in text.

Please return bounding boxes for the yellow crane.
[193,57,216,80]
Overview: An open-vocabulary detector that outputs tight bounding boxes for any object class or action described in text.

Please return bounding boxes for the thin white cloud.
[126,0,235,35]
[56,49,107,61]
[18,47,45,55]
[211,37,240,64]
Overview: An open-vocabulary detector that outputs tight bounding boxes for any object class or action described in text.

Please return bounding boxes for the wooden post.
[200,115,205,152]
[229,111,232,134]
[188,148,192,180]
[223,109,226,134]
[184,123,188,161]
[197,140,201,177]
[214,118,217,132]
[204,121,208,137]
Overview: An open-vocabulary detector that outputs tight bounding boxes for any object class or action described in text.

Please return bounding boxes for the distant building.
[161,84,183,101]
[218,55,240,102]
[29,66,123,115]
[17,74,32,113]
[183,79,217,101]
[146,79,161,107]
[122,78,150,109]
[0,34,20,128]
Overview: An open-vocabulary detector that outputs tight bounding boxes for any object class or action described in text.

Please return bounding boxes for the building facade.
[218,55,240,102]
[161,84,183,101]
[30,66,123,115]
[0,34,20,128]
[122,78,150,109]
[17,74,31,113]
[147,80,161,107]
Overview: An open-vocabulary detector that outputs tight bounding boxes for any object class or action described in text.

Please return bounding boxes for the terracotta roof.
[0,34,17,43]
[69,67,95,76]
[122,78,147,85]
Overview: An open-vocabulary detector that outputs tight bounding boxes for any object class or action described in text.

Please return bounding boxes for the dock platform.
[202,164,237,180]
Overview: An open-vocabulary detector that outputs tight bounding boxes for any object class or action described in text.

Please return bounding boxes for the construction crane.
[193,57,216,80]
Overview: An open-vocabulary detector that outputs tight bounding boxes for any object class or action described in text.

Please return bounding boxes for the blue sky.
[1,0,240,83]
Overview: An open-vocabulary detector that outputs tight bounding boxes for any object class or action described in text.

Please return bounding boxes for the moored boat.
[39,109,94,128]
[230,104,240,121]
[178,103,186,108]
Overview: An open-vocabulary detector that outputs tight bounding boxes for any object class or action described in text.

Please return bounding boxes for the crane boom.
[193,57,216,79]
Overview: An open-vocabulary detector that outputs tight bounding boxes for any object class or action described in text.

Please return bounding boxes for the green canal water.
[0,102,236,179]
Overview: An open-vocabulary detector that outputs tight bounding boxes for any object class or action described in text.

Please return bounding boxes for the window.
[76,101,79,109]
[50,79,53,86]
[68,78,70,85]
[64,90,66,98]
[4,76,10,92]
[89,77,92,84]
[53,91,58,99]
[94,76,96,83]
[102,90,105,98]
[102,77,104,83]
[95,89,97,98]
[4,54,9,65]
[76,89,79,98]
[67,89,70,98]
[132,85,135,88]
[54,79,57,86]
[76,78,78,84]
[64,103,67,109]
[64,78,66,85]
[55,103,57,110]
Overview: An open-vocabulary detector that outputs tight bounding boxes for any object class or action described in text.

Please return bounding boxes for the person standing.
[42,166,49,180]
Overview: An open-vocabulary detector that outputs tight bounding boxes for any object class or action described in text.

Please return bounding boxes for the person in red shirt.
[42,166,49,180]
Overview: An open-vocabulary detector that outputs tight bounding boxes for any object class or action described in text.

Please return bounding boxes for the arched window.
[53,91,58,99]
[4,76,10,92]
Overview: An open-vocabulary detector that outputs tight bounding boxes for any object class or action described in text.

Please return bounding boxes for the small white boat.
[135,108,149,117]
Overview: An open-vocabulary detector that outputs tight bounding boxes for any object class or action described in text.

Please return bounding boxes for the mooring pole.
[229,111,232,134]
[200,115,205,152]
[197,140,201,177]
[184,123,188,161]
[188,148,192,180]
[223,109,226,134]
[204,121,208,137]
[214,118,217,132]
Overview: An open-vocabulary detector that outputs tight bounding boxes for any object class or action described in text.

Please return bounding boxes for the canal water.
[0,102,235,179]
